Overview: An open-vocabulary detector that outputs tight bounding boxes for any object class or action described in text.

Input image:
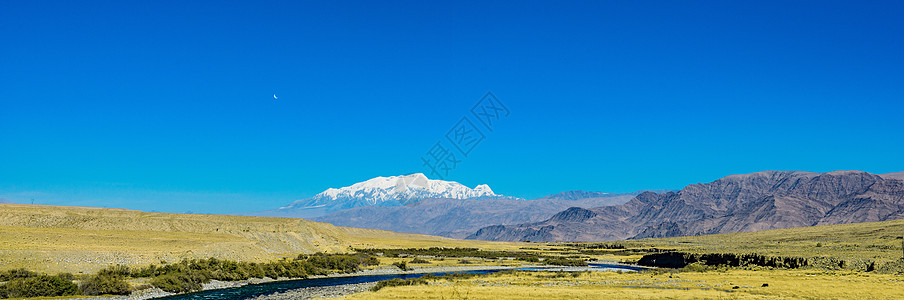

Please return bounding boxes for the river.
[154,263,645,300]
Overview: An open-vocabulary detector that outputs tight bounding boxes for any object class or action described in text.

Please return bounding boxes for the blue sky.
[1,1,902,214]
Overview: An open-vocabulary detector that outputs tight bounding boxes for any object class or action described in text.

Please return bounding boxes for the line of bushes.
[355,247,587,266]
[543,257,588,266]
[0,253,381,298]
[140,253,379,293]
[0,274,78,298]
[635,251,904,274]
[639,251,904,273]
[637,252,808,269]
[0,268,128,298]
[561,243,627,250]
[356,247,533,260]
[370,277,428,291]
[371,271,521,292]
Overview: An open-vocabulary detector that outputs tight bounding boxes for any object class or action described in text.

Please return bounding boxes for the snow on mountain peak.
[311,173,498,205]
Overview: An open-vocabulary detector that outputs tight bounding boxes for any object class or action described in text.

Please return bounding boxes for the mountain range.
[312,191,648,238]
[468,170,904,242]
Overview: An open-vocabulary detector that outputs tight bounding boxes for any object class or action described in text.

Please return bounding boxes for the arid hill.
[0,204,509,274]
[469,170,904,242]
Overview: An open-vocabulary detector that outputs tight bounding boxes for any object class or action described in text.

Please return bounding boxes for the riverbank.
[247,263,647,300]
[70,265,525,300]
[249,282,376,300]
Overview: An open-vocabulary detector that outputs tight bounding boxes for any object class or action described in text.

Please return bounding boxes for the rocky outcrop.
[549,207,598,223]
[468,170,904,242]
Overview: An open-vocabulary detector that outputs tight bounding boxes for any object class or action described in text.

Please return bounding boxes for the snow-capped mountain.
[253,173,512,219]
[308,173,497,206]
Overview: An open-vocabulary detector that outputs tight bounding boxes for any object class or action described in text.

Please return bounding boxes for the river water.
[155,264,644,300]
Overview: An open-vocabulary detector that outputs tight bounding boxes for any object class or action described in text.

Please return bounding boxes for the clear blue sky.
[2,1,902,214]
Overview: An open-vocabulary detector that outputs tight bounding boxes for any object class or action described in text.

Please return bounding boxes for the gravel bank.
[249,282,377,300]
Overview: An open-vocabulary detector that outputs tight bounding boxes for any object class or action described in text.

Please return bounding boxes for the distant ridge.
[468,170,904,242]
[880,171,904,181]
[312,190,646,238]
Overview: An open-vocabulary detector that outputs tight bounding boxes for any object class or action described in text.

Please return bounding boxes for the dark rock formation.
[468,170,904,242]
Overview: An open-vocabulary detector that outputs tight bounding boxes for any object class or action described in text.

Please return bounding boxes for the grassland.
[349,219,904,299]
[575,218,904,267]
[0,204,518,274]
[4,203,904,299]
[346,269,904,299]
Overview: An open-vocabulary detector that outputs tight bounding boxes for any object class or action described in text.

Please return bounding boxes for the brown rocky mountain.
[467,170,904,242]
[312,191,644,239]
[880,171,904,181]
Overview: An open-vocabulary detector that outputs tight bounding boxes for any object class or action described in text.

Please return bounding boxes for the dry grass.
[346,269,904,299]
[585,218,904,264]
[0,204,516,274]
[348,220,904,299]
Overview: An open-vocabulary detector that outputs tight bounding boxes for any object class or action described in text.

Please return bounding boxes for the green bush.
[1,253,381,296]
[150,273,202,293]
[0,275,78,298]
[79,274,131,295]
[682,262,713,272]
[145,254,379,293]
[544,257,588,266]
[392,261,409,271]
[98,265,133,278]
[877,259,904,274]
[355,247,544,263]
[0,268,38,281]
[639,252,808,269]
[409,258,430,264]
[370,277,427,292]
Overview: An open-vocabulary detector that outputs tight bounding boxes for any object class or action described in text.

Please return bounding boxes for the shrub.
[57,272,76,281]
[536,272,579,279]
[370,278,427,292]
[150,273,202,293]
[98,265,132,278]
[392,261,409,271]
[132,264,159,278]
[638,252,808,269]
[0,268,38,281]
[0,275,78,298]
[355,247,544,263]
[682,262,713,272]
[877,259,904,274]
[80,274,131,295]
[544,258,587,266]
[409,258,430,264]
[146,254,378,293]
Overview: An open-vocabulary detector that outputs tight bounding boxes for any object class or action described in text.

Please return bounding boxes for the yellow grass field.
[625,218,904,262]
[0,203,517,274]
[344,219,904,300]
[557,218,904,269]
[345,269,904,299]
